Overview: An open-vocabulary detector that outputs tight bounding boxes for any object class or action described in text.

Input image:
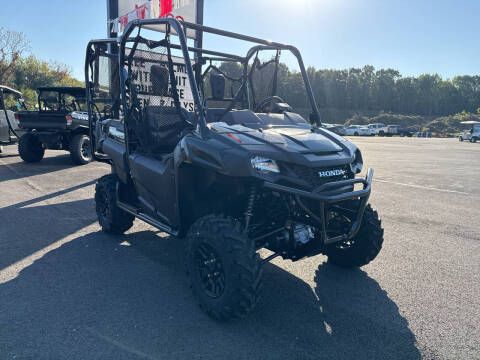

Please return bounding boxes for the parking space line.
[375,179,469,195]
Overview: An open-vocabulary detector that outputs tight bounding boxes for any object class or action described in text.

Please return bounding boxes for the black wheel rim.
[195,243,226,298]
[81,138,91,159]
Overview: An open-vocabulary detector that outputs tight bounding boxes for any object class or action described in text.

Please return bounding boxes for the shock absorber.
[244,185,257,232]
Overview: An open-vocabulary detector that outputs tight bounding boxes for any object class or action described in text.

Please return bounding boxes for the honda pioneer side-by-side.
[86,19,384,320]
[0,85,28,153]
[15,87,92,164]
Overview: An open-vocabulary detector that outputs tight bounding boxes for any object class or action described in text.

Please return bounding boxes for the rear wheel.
[95,174,134,234]
[18,133,45,163]
[325,204,384,267]
[186,215,262,321]
[70,134,92,165]
[471,137,478,143]
[354,132,359,136]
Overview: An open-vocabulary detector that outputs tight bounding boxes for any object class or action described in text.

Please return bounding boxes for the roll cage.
[85,18,322,160]
[37,87,86,112]
[0,86,27,111]
[0,86,26,143]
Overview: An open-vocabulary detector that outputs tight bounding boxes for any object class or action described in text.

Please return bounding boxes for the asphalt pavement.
[0,137,479,360]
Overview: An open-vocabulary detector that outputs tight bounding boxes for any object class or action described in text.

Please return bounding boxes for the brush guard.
[263,168,374,245]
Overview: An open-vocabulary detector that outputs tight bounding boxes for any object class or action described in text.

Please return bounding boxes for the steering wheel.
[254,96,287,113]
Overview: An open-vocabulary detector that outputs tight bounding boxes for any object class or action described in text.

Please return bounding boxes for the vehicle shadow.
[0,229,421,360]
[0,198,96,270]
[0,153,76,182]
[0,178,97,270]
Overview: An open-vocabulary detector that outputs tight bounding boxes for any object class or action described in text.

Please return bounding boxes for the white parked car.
[343,125,371,136]
[459,121,480,143]
[367,123,386,136]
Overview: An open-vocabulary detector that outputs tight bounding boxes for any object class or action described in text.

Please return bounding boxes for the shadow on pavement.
[0,179,97,270]
[0,198,96,270]
[0,228,421,360]
[0,154,76,182]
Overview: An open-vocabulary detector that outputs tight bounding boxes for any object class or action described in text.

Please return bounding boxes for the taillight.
[14,113,19,120]
[65,115,73,126]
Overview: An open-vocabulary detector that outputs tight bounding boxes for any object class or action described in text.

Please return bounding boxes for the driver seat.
[143,65,190,154]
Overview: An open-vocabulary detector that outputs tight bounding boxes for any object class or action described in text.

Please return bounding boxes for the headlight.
[350,149,363,174]
[251,156,280,174]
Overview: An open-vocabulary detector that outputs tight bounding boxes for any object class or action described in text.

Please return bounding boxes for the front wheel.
[459,136,463,142]
[471,137,478,143]
[95,174,134,234]
[186,215,262,321]
[70,134,92,165]
[18,133,45,163]
[325,204,384,267]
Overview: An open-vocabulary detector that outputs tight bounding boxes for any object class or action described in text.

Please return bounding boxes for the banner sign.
[113,0,198,38]
[130,49,195,111]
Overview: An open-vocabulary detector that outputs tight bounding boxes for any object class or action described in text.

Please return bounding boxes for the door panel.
[129,153,177,226]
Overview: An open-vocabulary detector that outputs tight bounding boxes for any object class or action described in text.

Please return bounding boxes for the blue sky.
[0,0,478,80]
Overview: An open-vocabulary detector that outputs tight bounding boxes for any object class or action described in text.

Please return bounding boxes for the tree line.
[0,28,81,107]
[2,27,479,121]
[306,66,480,117]
[218,61,480,120]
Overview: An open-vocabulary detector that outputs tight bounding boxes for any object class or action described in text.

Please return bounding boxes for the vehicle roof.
[460,121,480,125]
[0,85,23,97]
[37,87,86,96]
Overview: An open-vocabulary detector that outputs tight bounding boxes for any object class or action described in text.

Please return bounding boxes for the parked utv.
[15,87,91,164]
[86,19,384,320]
[0,85,27,153]
[458,121,480,143]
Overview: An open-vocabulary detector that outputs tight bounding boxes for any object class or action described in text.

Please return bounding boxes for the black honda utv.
[85,19,384,320]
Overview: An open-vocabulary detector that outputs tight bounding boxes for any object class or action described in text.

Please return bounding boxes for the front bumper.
[263,168,374,245]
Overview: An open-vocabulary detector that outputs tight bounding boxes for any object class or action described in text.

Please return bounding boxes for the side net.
[124,35,192,154]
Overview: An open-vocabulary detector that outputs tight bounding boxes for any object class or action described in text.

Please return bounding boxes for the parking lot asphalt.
[0,137,479,360]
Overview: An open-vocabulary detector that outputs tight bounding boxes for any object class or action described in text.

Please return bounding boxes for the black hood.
[210,122,344,155]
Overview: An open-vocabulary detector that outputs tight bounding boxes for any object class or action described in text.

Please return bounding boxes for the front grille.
[284,163,352,188]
